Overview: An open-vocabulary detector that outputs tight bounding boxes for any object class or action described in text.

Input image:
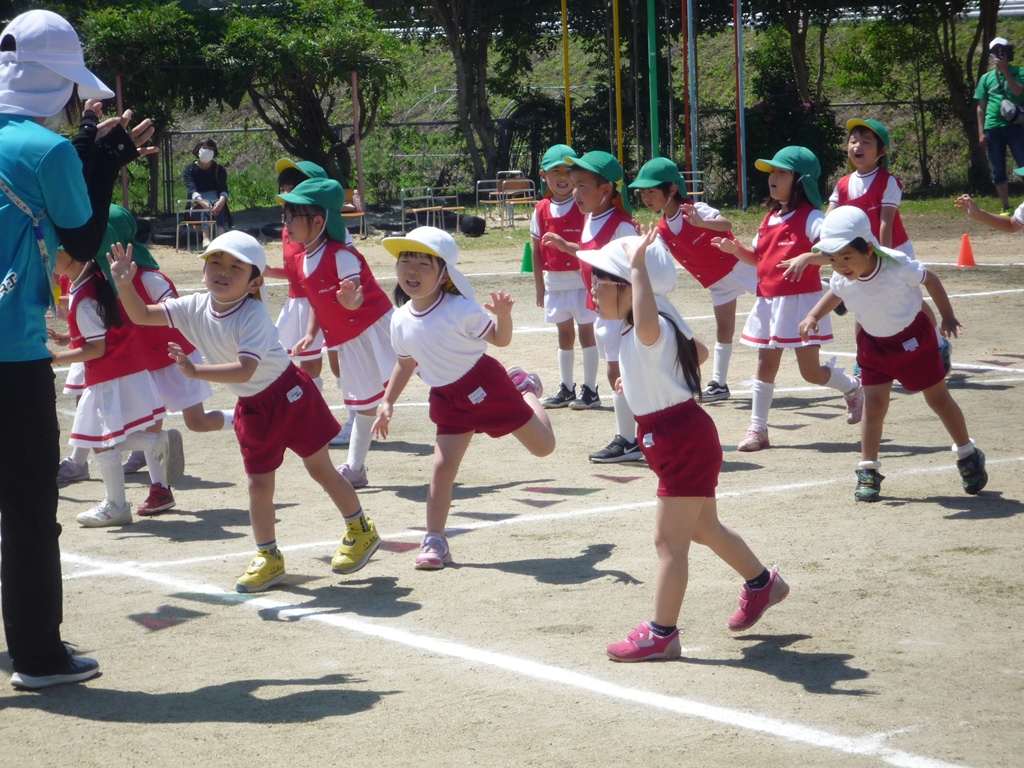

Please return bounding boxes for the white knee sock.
[612,391,636,440]
[72,446,90,465]
[750,380,775,430]
[826,365,859,394]
[312,376,324,392]
[582,345,599,391]
[346,413,376,471]
[712,342,733,386]
[218,409,234,430]
[93,449,126,505]
[127,431,165,487]
[558,348,575,389]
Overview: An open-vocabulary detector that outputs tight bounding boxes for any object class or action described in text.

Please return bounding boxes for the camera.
[992,43,1015,62]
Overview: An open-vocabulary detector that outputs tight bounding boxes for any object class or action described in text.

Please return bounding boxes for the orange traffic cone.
[957,233,976,268]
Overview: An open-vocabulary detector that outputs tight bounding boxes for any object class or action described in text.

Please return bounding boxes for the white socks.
[750,380,775,430]
[582,345,599,390]
[826,366,859,394]
[558,349,574,389]
[712,342,733,386]
[612,391,636,440]
[952,439,976,459]
[346,412,376,471]
[127,430,166,488]
[72,446,90,465]
[93,449,126,505]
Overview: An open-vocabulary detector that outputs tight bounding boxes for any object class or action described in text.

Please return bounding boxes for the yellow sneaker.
[235,548,286,593]
[332,517,380,574]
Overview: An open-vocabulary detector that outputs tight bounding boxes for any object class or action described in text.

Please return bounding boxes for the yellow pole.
[562,0,572,144]
[613,0,623,163]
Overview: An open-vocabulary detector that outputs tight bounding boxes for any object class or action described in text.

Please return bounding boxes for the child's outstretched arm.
[531,233,544,308]
[482,291,515,347]
[955,194,1024,233]
[372,357,418,439]
[799,289,844,342]
[780,251,830,280]
[541,231,578,255]
[168,341,260,384]
[108,242,170,327]
[922,270,965,338]
[625,225,662,346]
[711,234,757,265]
[681,203,732,232]
[49,338,104,365]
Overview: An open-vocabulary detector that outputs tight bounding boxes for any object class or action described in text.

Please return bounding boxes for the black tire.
[261,222,284,239]
[149,230,177,247]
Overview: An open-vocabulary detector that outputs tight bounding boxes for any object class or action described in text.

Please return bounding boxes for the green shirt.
[975,67,1024,129]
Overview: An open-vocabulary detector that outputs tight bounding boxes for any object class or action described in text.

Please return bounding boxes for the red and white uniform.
[300,239,396,410]
[579,208,638,362]
[530,197,596,324]
[741,203,832,349]
[67,270,165,449]
[830,168,913,257]
[274,228,324,361]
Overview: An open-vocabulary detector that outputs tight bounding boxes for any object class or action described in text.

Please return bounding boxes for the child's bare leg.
[181,403,226,432]
[651,496,702,627]
[578,322,596,348]
[921,381,970,446]
[754,347,783,384]
[690,497,764,580]
[712,299,738,344]
[606,360,620,388]
[299,357,323,381]
[425,432,474,534]
[302,445,360,515]
[512,408,556,456]
[861,382,892,462]
[794,344,829,385]
[556,318,576,350]
[328,349,340,379]
[247,471,277,546]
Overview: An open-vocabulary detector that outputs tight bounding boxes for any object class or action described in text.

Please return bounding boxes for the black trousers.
[0,359,68,674]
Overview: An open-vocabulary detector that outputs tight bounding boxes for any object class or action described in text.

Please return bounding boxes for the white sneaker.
[57,458,89,487]
[77,499,132,528]
[337,462,368,489]
[329,415,353,446]
[122,450,147,474]
[155,429,185,486]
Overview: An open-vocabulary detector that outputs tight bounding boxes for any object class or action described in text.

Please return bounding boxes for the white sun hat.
[382,226,476,302]
[812,206,880,255]
[0,10,114,117]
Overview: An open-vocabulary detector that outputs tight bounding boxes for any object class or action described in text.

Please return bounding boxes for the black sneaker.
[702,381,730,402]
[854,468,884,502]
[589,435,642,463]
[10,647,99,690]
[541,383,576,409]
[956,448,988,495]
[568,384,601,410]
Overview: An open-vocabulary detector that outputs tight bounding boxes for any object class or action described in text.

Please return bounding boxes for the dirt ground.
[2,208,1022,768]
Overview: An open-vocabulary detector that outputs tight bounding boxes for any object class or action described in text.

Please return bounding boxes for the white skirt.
[544,287,598,325]
[708,261,757,307]
[276,297,324,361]
[151,351,213,413]
[596,317,625,362]
[331,313,397,410]
[69,370,166,449]
[63,361,86,396]
[740,291,834,349]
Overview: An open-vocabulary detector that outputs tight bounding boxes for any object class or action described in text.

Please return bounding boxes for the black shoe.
[10,646,99,690]
[589,435,643,463]
[957,448,988,495]
[854,468,884,502]
[702,381,730,402]
[541,383,576,409]
[568,384,601,410]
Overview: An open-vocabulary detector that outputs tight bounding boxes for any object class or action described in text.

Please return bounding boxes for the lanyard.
[0,172,58,311]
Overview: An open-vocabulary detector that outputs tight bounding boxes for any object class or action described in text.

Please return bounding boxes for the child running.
[629,156,756,402]
[711,146,863,451]
[109,231,380,592]
[48,246,167,526]
[545,150,641,462]
[799,207,988,501]
[530,144,601,410]
[372,227,556,570]
[278,177,396,489]
[573,230,788,662]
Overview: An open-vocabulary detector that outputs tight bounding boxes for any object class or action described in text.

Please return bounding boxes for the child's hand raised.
[485,291,515,318]
[680,203,706,226]
[107,242,136,284]
[623,224,658,269]
[954,194,978,217]
[337,279,364,310]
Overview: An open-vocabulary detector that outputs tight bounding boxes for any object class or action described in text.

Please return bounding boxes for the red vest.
[754,204,821,297]
[579,209,637,309]
[282,228,306,299]
[535,198,585,272]
[130,268,196,372]
[300,240,392,346]
[657,215,737,288]
[68,273,145,386]
[836,169,909,248]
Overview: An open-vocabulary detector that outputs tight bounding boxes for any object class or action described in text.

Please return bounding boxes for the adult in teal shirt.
[974,37,1024,213]
[0,10,155,689]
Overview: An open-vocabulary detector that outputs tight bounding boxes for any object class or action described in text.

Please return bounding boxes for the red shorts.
[234,365,341,475]
[857,311,945,393]
[635,399,722,498]
[429,354,534,437]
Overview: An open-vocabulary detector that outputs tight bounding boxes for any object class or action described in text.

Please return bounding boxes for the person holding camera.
[974,37,1024,214]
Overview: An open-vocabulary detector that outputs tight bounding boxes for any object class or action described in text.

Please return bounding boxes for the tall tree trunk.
[781,7,812,105]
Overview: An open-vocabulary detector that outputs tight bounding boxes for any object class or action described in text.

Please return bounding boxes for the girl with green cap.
[711,146,863,452]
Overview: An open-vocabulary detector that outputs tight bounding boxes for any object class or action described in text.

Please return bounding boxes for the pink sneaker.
[737,426,770,452]
[606,621,681,662]
[136,483,175,516]
[844,381,864,425]
[414,534,452,570]
[728,566,789,632]
[506,365,543,398]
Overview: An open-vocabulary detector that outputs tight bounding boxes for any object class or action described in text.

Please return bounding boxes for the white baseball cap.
[382,226,475,302]
[199,230,268,274]
[0,10,114,117]
[813,206,880,254]
[990,37,1010,50]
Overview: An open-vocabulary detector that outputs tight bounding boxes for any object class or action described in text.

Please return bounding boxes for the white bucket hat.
[382,226,476,302]
[0,10,113,117]
[576,236,693,339]
[812,206,880,254]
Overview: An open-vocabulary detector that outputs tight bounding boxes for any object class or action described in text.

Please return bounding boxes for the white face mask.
[198,148,215,163]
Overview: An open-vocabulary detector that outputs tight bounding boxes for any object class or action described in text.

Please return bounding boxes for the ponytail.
[661,312,702,402]
[91,261,124,330]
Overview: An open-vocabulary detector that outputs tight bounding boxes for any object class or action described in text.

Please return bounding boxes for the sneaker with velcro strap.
[569,384,601,410]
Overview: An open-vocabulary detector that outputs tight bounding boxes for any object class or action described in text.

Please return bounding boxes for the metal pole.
[562,0,572,144]
[734,0,748,209]
[613,0,624,164]
[646,0,659,157]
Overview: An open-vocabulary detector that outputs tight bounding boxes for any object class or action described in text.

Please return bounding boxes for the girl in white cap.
[576,228,788,662]
[109,231,381,593]
[373,226,556,570]
[1,8,155,689]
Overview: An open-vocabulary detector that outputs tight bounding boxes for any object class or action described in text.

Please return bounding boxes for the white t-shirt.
[162,292,291,397]
[531,198,585,292]
[1012,200,1024,227]
[139,270,175,303]
[663,203,721,234]
[829,248,926,338]
[751,208,824,250]
[828,169,902,208]
[390,291,493,387]
[619,317,694,416]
